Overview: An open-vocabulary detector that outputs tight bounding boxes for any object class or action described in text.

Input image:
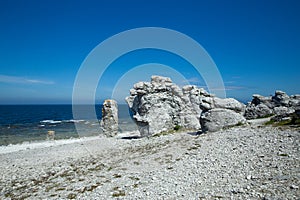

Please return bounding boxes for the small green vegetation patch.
[113,174,122,178]
[174,125,182,131]
[264,119,275,125]
[112,190,126,197]
[67,193,77,199]
[153,125,184,137]
[236,121,244,126]
[265,115,300,126]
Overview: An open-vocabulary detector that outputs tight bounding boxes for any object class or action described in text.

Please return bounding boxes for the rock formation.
[126,76,299,136]
[100,99,118,137]
[199,96,246,132]
[125,75,247,136]
[200,96,245,114]
[245,90,300,120]
[200,108,247,132]
[126,76,205,136]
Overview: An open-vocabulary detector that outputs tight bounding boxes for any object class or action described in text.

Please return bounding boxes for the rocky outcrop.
[100,99,118,137]
[245,94,274,119]
[126,75,247,136]
[200,96,245,114]
[245,90,300,120]
[199,96,246,132]
[200,108,247,132]
[126,76,300,135]
[126,76,210,136]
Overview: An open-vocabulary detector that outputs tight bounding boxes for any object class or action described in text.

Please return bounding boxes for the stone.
[179,85,204,130]
[47,130,55,140]
[200,108,247,132]
[201,97,245,114]
[126,75,249,136]
[214,97,245,114]
[273,106,295,116]
[100,99,118,137]
[272,106,297,122]
[245,91,300,120]
[245,103,273,119]
[251,94,274,108]
[125,76,205,136]
[199,95,247,132]
[272,90,290,106]
[289,95,300,107]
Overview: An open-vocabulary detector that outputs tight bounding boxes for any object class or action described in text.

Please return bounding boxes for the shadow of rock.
[120,136,141,140]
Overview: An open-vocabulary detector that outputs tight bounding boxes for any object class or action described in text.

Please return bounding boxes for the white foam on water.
[63,119,86,123]
[40,120,62,124]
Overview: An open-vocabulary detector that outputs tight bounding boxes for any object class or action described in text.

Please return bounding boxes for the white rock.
[100,99,118,137]
[200,108,246,132]
[245,90,300,120]
[126,76,204,136]
[273,106,295,116]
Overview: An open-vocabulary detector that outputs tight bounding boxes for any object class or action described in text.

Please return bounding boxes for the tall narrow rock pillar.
[100,99,118,137]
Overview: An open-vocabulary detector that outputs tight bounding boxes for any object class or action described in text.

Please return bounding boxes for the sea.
[0,105,137,146]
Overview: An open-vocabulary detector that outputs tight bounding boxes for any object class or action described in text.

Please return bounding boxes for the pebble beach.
[0,121,299,199]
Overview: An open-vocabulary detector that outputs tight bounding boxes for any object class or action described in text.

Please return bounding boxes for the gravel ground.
[0,124,299,199]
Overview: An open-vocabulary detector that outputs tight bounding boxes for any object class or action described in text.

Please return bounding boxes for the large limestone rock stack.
[125,75,209,136]
[180,85,211,130]
[100,99,118,137]
[125,75,248,136]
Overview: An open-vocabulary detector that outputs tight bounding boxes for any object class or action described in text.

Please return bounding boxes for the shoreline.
[0,130,140,154]
[0,136,99,155]
[0,124,299,199]
[0,117,270,153]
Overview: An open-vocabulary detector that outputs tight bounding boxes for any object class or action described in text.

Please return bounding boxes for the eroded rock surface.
[100,99,118,137]
[126,76,210,136]
[126,76,216,136]
[199,96,246,132]
[200,108,247,132]
[201,97,245,114]
[126,75,247,135]
[245,90,300,120]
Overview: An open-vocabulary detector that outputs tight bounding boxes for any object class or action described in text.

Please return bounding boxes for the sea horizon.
[0,104,137,146]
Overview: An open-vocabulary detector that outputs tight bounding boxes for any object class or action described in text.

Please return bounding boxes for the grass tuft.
[174,125,182,131]
[112,190,126,197]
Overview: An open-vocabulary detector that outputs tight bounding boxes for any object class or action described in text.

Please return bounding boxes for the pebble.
[0,126,299,199]
[290,185,299,189]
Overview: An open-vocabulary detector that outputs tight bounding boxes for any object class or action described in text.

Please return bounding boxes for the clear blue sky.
[0,0,299,104]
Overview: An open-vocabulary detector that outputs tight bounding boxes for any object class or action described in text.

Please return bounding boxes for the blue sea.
[0,105,137,146]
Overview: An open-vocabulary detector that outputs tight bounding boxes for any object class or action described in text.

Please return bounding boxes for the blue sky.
[0,0,299,104]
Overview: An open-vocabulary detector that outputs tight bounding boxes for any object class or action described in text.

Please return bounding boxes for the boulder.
[251,94,274,108]
[273,106,295,116]
[126,75,249,136]
[199,96,247,132]
[125,75,209,136]
[271,106,296,122]
[200,108,246,132]
[201,96,245,114]
[245,103,273,119]
[272,90,290,106]
[100,99,118,137]
[245,91,300,120]
[289,95,300,107]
